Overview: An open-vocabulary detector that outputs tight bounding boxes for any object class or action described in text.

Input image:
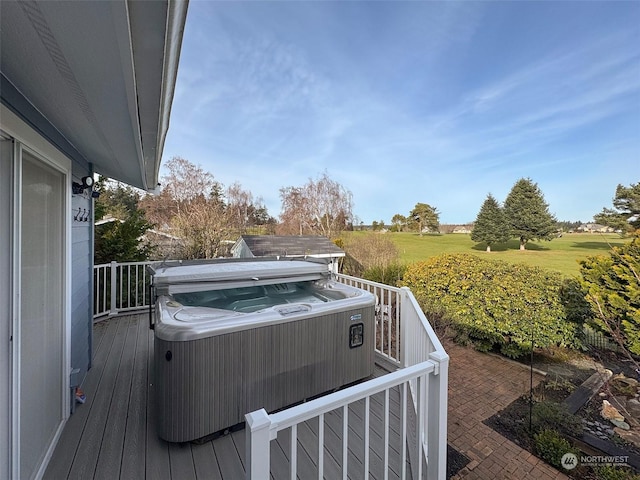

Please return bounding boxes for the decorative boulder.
[601,400,625,423]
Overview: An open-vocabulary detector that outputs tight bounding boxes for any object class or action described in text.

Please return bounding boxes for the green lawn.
[343,232,626,277]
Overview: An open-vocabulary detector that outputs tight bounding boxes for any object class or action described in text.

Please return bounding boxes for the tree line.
[471,179,639,252]
[95,157,356,261]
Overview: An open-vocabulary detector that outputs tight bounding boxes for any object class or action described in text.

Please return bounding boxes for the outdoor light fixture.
[72,176,95,194]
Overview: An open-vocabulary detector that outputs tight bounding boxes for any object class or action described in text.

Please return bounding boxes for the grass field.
[342,232,626,277]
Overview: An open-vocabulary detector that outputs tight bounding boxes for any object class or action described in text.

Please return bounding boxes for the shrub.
[530,401,583,437]
[593,465,640,480]
[533,429,577,469]
[559,277,593,325]
[580,232,640,355]
[362,263,406,286]
[402,253,581,357]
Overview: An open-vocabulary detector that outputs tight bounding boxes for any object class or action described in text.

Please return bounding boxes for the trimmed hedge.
[402,253,580,357]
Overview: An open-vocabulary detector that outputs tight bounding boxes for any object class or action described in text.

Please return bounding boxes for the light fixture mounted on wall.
[72,176,94,195]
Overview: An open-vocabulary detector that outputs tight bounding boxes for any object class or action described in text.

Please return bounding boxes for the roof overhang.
[0,0,188,190]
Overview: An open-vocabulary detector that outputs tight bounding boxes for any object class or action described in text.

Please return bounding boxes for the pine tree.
[594,182,640,234]
[580,233,640,355]
[471,194,510,252]
[504,178,557,250]
[409,203,440,236]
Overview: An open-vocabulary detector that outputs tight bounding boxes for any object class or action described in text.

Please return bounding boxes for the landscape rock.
[610,419,630,430]
[611,396,628,411]
[613,373,639,388]
[614,427,640,449]
[601,400,625,422]
[628,398,640,419]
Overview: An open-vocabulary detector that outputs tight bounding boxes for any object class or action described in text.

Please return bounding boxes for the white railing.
[93,261,153,318]
[247,275,448,480]
[336,274,403,365]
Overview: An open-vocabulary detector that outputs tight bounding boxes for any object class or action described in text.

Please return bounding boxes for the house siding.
[71,183,93,382]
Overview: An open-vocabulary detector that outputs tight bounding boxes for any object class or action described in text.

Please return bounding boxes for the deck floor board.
[44,314,414,480]
[120,312,150,479]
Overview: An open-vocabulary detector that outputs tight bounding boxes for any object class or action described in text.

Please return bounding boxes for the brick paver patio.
[446,340,569,479]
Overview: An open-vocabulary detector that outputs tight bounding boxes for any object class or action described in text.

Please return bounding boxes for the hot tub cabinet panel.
[150,260,375,443]
[155,307,374,443]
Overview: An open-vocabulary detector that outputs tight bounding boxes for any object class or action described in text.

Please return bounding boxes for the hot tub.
[150,259,375,443]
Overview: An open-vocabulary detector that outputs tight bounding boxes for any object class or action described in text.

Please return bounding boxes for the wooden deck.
[44,313,413,480]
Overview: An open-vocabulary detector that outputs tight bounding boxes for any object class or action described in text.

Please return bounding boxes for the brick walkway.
[446,340,569,479]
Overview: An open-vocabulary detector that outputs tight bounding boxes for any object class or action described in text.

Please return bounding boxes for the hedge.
[402,253,580,357]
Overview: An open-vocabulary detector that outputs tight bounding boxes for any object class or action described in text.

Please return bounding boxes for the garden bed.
[484,347,640,479]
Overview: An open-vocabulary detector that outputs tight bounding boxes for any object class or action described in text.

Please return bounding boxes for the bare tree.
[278,173,353,238]
[140,156,231,259]
[140,156,222,227]
[226,182,274,233]
[278,186,310,235]
[172,195,233,259]
[163,156,220,205]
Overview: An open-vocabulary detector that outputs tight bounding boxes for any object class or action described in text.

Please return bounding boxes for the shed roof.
[237,235,345,257]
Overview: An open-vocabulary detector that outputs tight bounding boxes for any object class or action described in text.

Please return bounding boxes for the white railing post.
[245,409,272,480]
[400,287,411,368]
[109,261,118,317]
[427,351,449,480]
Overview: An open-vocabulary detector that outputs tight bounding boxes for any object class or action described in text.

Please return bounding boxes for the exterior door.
[19,149,66,480]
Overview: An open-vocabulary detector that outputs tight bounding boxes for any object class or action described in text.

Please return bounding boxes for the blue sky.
[162,1,640,225]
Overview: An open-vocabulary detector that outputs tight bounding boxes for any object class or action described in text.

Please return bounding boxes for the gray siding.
[70,173,93,383]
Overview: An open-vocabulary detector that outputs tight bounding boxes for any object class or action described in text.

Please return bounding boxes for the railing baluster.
[384,388,389,480]
[416,375,423,480]
[378,286,385,356]
[110,261,117,316]
[142,266,147,306]
[134,264,139,307]
[386,289,392,357]
[290,424,297,480]
[318,413,324,480]
[364,397,370,478]
[127,265,131,309]
[342,405,348,480]
[401,382,407,480]
[395,289,400,360]
[118,263,123,310]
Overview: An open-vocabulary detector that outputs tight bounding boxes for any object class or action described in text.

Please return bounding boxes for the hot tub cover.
[150,260,330,294]
[151,260,327,285]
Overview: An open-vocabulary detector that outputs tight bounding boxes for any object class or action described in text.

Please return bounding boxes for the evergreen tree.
[594,182,640,234]
[471,194,510,252]
[580,233,640,355]
[94,179,154,263]
[504,178,557,250]
[409,203,440,236]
